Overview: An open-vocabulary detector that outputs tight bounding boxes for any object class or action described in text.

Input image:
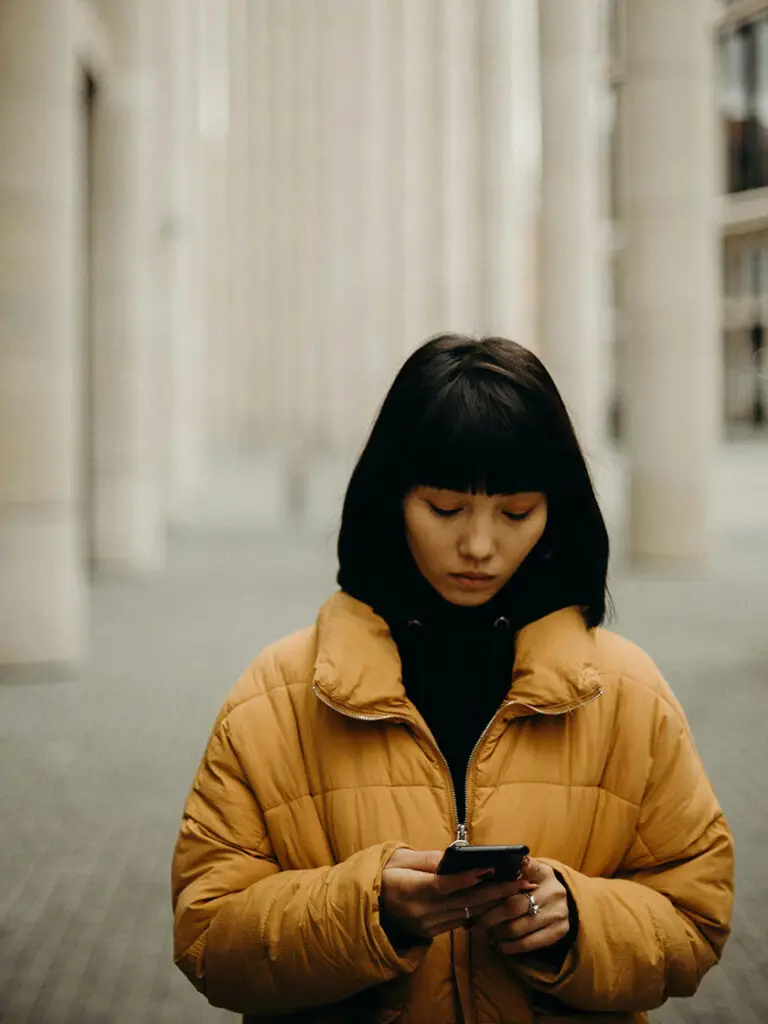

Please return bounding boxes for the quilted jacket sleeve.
[515,684,734,1014]
[171,714,427,1016]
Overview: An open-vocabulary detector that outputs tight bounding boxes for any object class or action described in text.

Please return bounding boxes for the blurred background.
[0,0,766,1022]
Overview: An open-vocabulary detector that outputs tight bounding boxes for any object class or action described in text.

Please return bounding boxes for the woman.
[172,335,734,1023]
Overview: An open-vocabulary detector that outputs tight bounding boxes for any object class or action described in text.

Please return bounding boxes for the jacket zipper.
[313,682,603,846]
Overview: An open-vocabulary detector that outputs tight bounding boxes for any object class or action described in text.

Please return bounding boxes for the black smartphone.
[436,844,529,882]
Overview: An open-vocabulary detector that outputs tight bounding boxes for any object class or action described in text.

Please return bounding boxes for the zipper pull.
[451,823,470,848]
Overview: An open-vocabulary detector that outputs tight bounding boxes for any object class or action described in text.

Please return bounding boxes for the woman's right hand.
[380,847,536,942]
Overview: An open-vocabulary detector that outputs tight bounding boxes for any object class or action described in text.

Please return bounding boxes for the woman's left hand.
[473,857,571,956]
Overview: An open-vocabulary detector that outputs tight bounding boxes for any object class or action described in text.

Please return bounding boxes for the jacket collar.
[313,591,602,719]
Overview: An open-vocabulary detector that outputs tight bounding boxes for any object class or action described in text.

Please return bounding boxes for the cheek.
[507,521,547,566]
[405,510,440,566]
[526,519,547,553]
[403,506,422,549]
[413,525,444,569]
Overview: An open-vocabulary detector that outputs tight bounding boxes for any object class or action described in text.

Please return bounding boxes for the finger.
[496,920,571,957]
[490,902,561,942]
[429,889,524,934]
[520,856,553,886]
[433,867,497,897]
[471,890,537,929]
[445,876,531,911]
[432,893,537,937]
[487,887,569,943]
[423,906,478,937]
[389,849,446,874]
[459,876,538,899]
[479,873,567,931]
[472,868,554,926]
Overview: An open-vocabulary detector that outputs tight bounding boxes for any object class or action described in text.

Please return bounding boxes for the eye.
[503,510,533,522]
[428,502,461,519]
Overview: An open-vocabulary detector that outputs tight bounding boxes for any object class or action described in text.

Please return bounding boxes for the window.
[722,15,768,192]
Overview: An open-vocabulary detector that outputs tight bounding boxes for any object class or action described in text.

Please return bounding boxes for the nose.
[457,517,495,564]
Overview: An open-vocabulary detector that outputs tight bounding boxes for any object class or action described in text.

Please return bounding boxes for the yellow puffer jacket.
[172,593,734,1023]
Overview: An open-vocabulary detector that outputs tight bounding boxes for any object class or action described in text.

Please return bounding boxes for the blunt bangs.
[398,372,562,500]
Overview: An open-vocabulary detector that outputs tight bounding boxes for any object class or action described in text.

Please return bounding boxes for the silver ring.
[464,906,471,921]
[526,892,540,917]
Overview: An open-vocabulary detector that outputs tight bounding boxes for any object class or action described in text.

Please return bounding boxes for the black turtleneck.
[389,596,517,829]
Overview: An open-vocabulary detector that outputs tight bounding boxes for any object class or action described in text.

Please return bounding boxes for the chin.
[441,588,497,607]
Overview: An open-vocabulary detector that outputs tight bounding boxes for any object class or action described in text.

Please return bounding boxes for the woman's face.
[403,487,548,607]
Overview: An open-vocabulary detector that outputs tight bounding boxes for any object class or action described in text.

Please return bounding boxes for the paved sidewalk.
[0,513,765,1023]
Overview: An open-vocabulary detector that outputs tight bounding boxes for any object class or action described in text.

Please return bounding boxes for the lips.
[450,573,497,591]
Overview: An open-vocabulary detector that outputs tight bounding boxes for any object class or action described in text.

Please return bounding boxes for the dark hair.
[337,334,611,628]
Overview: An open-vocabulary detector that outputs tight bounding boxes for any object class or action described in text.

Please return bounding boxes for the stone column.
[362,0,406,409]
[227,0,251,452]
[246,0,274,448]
[151,1,175,517]
[268,0,297,450]
[166,0,205,521]
[198,0,230,457]
[317,0,368,454]
[90,0,165,572]
[294,2,323,449]
[277,0,314,509]
[620,0,720,562]
[479,0,541,349]
[403,0,444,352]
[539,0,610,462]
[442,0,482,335]
[0,0,84,665]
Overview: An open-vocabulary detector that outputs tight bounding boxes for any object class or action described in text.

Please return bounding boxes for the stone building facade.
[0,0,724,666]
